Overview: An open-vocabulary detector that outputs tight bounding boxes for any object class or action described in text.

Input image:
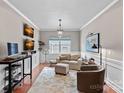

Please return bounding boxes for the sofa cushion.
[61,54,71,60]
[68,61,78,64]
[88,61,95,64]
[82,61,89,65]
[60,60,69,63]
[59,56,68,60]
[70,55,80,61]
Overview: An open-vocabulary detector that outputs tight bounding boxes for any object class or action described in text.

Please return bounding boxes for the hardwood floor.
[13,63,50,93]
[103,85,117,93]
[13,63,117,93]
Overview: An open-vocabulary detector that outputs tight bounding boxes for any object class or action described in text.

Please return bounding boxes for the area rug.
[28,67,78,93]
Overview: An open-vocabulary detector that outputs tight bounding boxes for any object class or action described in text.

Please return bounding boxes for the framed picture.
[86,33,100,53]
[23,39,34,50]
[23,24,34,38]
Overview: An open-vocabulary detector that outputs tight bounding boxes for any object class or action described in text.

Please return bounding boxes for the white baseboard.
[105,80,123,93]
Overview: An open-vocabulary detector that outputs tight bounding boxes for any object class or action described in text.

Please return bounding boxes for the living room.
[0,0,123,93]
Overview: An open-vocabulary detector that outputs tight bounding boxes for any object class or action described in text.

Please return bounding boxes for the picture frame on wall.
[23,23,34,38]
[23,39,35,50]
[86,33,100,53]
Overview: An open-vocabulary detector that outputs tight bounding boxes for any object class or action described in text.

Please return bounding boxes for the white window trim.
[48,38,71,54]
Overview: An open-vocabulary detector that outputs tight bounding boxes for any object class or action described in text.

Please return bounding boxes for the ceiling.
[8,0,115,31]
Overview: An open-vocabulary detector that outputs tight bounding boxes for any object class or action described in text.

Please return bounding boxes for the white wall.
[39,31,80,62]
[0,1,40,92]
[80,0,123,92]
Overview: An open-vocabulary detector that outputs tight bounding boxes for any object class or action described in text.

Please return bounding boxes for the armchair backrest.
[77,67,105,93]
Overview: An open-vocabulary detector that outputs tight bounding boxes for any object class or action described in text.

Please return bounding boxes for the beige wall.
[0,2,40,57]
[40,31,80,52]
[80,1,123,92]
[0,1,40,91]
[80,0,123,61]
[39,31,80,62]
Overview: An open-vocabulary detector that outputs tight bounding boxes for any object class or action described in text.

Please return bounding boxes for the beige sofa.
[56,54,82,70]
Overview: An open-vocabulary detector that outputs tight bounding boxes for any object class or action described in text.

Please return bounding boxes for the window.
[49,39,71,54]
[49,40,59,54]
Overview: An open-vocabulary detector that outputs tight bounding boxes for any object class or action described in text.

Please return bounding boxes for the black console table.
[0,55,32,93]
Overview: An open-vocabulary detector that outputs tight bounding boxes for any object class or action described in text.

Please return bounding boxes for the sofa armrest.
[56,57,60,63]
[77,58,83,65]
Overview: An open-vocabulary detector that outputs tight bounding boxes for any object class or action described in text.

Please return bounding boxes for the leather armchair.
[77,67,105,93]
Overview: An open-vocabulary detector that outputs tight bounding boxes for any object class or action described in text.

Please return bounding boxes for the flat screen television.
[86,33,100,53]
[7,43,18,55]
[24,39,34,50]
[23,24,34,38]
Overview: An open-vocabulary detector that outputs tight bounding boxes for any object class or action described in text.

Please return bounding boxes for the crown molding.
[3,0,119,31]
[3,0,40,30]
[80,0,119,31]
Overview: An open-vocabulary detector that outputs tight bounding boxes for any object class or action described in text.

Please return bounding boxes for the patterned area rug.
[28,67,78,93]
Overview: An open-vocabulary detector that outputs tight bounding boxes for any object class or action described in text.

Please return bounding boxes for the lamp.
[57,19,63,38]
[42,44,49,63]
[99,45,102,65]
[38,41,45,51]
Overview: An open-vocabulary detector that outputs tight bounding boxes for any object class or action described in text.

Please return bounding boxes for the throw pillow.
[70,55,80,61]
[59,56,68,60]
[61,54,71,60]
[88,61,95,64]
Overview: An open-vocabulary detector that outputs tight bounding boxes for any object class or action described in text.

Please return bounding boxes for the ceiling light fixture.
[57,19,63,38]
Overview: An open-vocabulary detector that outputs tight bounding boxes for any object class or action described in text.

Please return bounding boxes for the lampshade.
[58,31,63,38]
